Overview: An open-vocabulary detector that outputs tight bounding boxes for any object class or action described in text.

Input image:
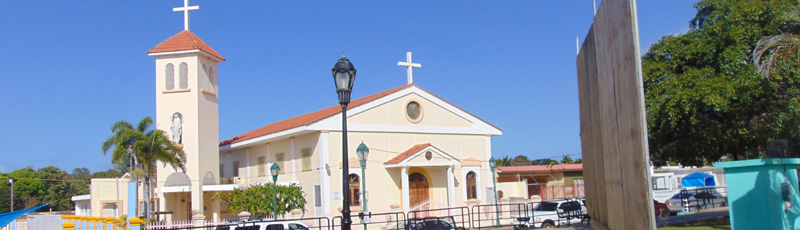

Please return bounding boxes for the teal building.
[716,159,800,229]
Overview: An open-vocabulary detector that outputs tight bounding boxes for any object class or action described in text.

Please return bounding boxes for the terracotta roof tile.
[385,143,432,164]
[384,144,459,164]
[147,30,225,61]
[219,84,415,146]
[497,164,583,173]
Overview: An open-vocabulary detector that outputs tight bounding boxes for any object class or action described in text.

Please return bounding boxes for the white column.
[319,132,331,215]
[447,167,455,212]
[476,169,483,203]
[245,148,251,183]
[290,137,296,182]
[401,167,410,213]
[226,152,232,178]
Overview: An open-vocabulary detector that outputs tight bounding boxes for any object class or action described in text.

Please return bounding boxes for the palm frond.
[753,34,800,79]
[137,117,154,133]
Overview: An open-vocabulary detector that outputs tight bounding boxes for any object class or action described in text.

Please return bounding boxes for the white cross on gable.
[173,0,200,31]
[397,52,421,84]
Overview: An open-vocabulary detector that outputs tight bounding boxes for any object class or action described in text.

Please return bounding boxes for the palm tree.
[102,117,186,219]
[753,3,800,78]
[495,156,512,167]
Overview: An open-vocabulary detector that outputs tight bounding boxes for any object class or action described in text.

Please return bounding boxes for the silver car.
[665,191,727,213]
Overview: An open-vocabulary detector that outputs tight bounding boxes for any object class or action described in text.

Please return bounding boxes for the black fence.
[679,188,727,212]
[408,206,470,230]
[470,203,530,229]
[330,211,406,230]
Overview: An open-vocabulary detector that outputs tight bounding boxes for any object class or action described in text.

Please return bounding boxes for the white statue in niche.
[171,113,182,144]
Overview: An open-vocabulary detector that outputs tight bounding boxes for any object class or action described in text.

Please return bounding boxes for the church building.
[74,1,503,221]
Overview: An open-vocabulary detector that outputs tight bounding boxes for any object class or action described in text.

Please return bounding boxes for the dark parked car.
[405,216,465,230]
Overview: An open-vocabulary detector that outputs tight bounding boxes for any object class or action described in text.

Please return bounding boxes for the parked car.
[236,220,312,230]
[665,191,727,214]
[653,200,669,218]
[405,216,465,230]
[512,198,585,229]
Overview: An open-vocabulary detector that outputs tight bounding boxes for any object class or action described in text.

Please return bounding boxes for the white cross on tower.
[173,0,200,31]
[397,52,421,84]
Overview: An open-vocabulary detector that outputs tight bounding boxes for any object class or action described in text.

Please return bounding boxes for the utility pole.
[8,177,15,212]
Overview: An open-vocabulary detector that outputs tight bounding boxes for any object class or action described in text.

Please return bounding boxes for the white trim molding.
[384,145,460,168]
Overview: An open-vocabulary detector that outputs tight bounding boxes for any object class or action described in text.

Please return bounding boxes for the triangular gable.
[220,84,502,149]
[307,85,502,135]
[384,143,459,168]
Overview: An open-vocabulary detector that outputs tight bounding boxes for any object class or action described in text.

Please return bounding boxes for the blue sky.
[0,1,699,173]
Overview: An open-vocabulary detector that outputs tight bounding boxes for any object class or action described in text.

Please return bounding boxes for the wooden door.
[409,172,429,207]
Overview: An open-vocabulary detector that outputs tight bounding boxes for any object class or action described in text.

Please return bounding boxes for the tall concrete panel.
[577,0,655,229]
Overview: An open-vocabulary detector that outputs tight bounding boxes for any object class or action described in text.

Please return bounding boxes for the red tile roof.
[386,143,431,164]
[220,84,415,146]
[147,30,225,61]
[497,164,583,173]
[219,84,502,146]
[385,143,459,164]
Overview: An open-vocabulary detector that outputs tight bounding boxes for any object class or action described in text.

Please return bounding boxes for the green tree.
[531,158,557,166]
[101,117,186,219]
[495,156,512,167]
[561,155,575,164]
[510,155,531,166]
[643,0,800,166]
[212,183,307,217]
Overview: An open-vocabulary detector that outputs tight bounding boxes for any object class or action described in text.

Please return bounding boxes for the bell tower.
[147,0,225,220]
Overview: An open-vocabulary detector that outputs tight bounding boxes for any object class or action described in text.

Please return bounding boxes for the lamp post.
[8,177,14,212]
[332,53,357,230]
[270,163,281,220]
[356,142,369,230]
[489,157,500,227]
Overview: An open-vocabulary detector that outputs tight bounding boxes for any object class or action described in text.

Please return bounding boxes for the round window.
[425,151,432,160]
[405,99,424,123]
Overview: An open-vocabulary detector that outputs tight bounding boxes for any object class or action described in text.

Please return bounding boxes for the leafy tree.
[643,0,799,166]
[561,155,575,164]
[92,169,125,179]
[531,158,558,166]
[510,155,531,166]
[212,183,307,217]
[574,158,583,164]
[101,117,186,219]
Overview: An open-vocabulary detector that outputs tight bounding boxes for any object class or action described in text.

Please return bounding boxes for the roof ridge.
[219,84,415,146]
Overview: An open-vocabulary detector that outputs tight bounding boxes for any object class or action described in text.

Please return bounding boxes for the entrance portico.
[385,144,459,213]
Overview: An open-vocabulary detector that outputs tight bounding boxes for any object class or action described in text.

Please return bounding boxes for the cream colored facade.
[75,28,502,221]
[71,176,143,218]
[217,86,502,219]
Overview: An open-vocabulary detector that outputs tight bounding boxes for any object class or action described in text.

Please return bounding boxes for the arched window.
[466,172,477,200]
[165,63,175,90]
[179,62,189,89]
[349,174,360,205]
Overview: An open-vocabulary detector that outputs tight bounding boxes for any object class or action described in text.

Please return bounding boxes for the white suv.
[513,198,586,229]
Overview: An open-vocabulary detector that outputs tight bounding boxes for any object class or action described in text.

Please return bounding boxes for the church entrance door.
[409,172,429,208]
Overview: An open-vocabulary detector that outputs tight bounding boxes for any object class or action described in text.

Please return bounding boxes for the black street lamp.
[356,142,369,230]
[271,163,281,220]
[332,53,357,230]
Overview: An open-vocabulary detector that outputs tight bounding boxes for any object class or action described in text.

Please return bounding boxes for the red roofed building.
[495,164,584,201]
[213,83,503,218]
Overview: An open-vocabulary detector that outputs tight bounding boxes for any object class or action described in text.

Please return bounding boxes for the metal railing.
[331,211,405,230]
[408,206,470,230]
[470,203,530,229]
